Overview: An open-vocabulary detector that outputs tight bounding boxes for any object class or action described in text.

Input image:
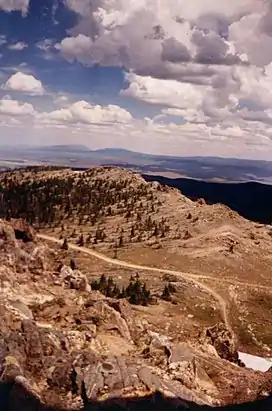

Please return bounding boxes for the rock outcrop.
[60,265,91,292]
[0,219,270,410]
[203,323,240,364]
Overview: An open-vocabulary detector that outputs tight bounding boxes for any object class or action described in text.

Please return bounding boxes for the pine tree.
[162,284,171,301]
[78,234,84,247]
[113,284,120,297]
[118,234,124,247]
[113,244,118,259]
[91,279,99,290]
[71,229,77,238]
[146,215,152,230]
[98,274,107,291]
[153,224,159,237]
[119,286,126,298]
[70,258,76,270]
[168,283,176,293]
[61,238,68,250]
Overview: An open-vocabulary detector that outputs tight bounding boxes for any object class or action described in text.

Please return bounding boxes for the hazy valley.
[1,145,272,183]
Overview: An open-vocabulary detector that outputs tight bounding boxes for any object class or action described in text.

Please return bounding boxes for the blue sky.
[0,2,138,111]
[0,0,272,159]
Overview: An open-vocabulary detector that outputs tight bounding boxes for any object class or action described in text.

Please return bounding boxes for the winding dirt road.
[38,233,231,331]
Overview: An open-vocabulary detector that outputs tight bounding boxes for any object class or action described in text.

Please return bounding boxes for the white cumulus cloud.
[59,0,272,123]
[2,0,272,159]
[0,0,29,13]
[37,100,133,125]
[121,72,205,109]
[54,1,272,144]
[60,0,261,73]
[4,72,45,95]
[0,98,35,116]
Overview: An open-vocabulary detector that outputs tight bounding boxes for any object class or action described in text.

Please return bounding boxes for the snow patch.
[239,352,272,372]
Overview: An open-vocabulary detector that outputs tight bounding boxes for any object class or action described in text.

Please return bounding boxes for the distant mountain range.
[1,145,272,183]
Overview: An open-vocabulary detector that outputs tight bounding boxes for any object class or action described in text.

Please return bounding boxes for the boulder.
[1,355,23,382]
[70,270,91,292]
[93,301,132,342]
[203,323,239,364]
[30,246,49,272]
[8,300,34,320]
[60,266,91,292]
[60,265,73,278]
[0,220,16,247]
[108,299,143,339]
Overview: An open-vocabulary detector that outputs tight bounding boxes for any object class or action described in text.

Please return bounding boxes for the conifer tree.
[61,238,68,250]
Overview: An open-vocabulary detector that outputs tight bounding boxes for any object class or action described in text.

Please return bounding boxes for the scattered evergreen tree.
[161,282,177,301]
[113,244,118,259]
[161,284,171,301]
[90,274,152,306]
[99,274,107,291]
[71,229,77,238]
[146,216,153,230]
[61,238,68,250]
[153,225,159,237]
[70,258,76,270]
[78,234,84,247]
[118,234,124,247]
[0,166,173,246]
[168,283,177,293]
[57,262,63,273]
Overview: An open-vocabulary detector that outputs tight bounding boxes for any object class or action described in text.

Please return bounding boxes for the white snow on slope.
[239,352,272,372]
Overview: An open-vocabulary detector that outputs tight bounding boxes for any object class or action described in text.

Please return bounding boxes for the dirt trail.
[38,233,232,332]
[196,275,272,291]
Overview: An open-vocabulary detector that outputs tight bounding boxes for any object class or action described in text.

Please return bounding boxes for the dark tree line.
[91,274,153,306]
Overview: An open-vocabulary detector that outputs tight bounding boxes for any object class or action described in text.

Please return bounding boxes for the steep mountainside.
[143,174,272,224]
[0,166,271,409]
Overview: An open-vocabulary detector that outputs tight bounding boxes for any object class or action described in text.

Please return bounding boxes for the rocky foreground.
[0,219,271,410]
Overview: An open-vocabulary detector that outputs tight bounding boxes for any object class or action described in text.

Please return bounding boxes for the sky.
[1,1,272,159]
